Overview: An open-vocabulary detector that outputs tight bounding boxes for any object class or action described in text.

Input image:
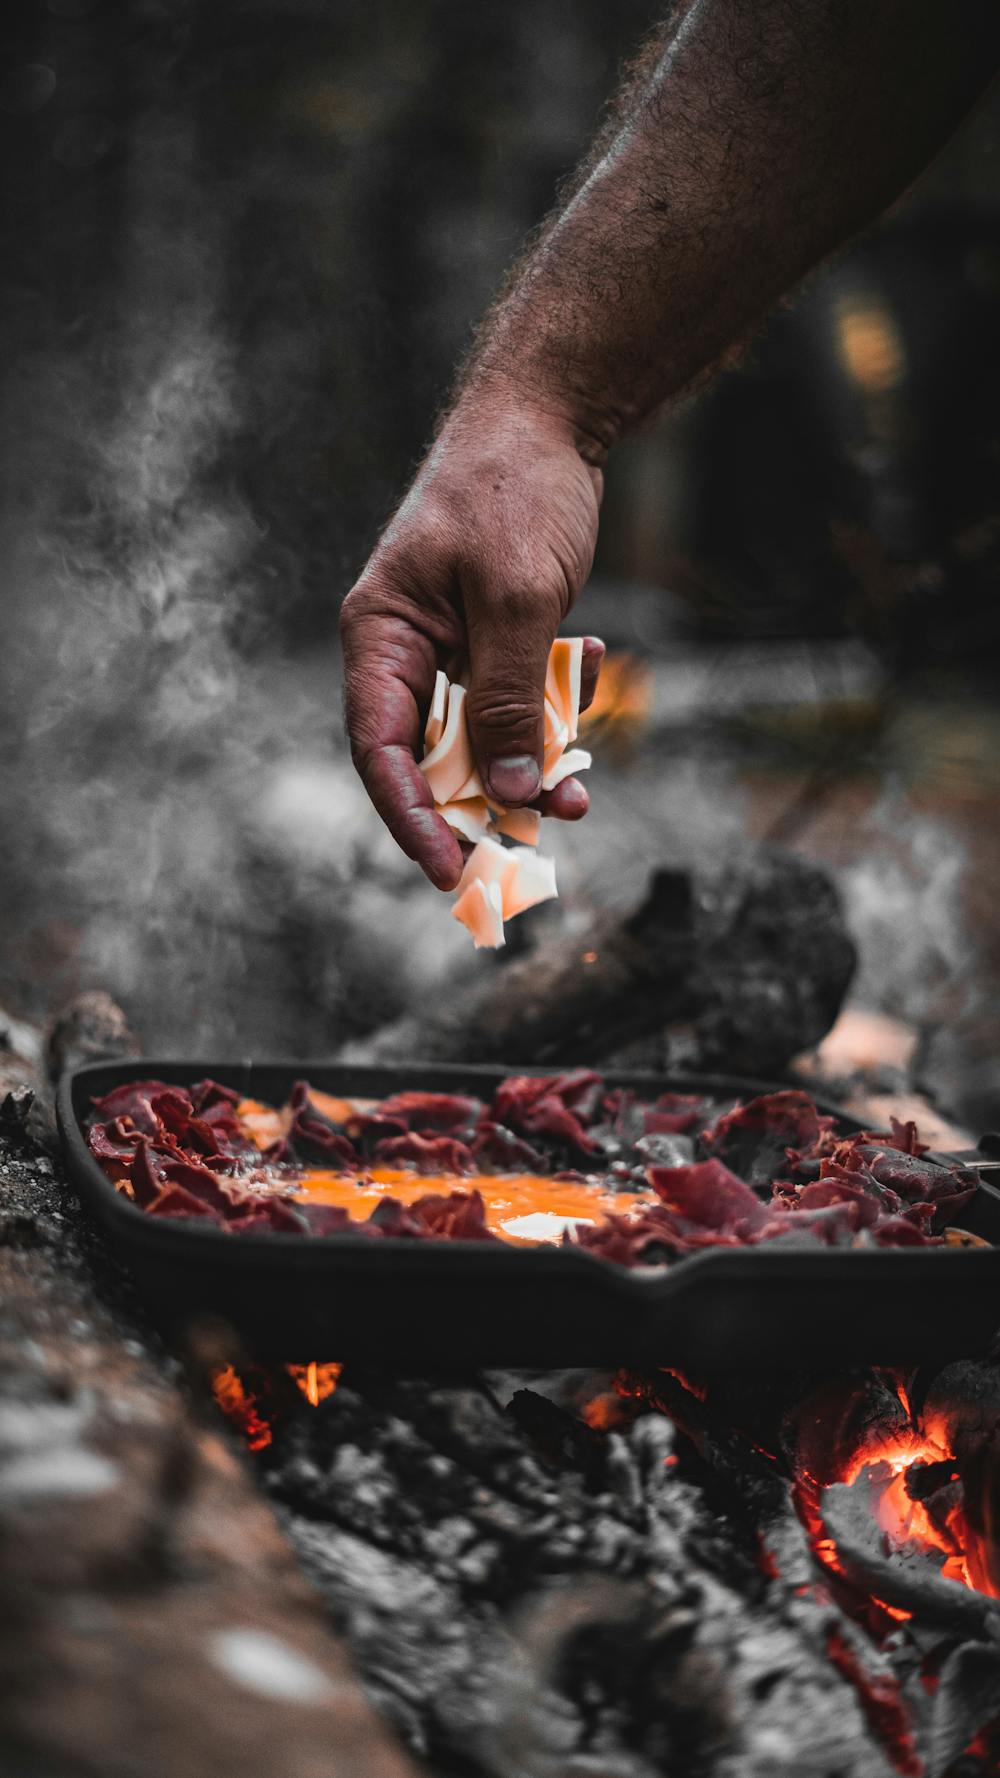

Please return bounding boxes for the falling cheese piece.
[458,834,510,896]
[458,837,557,925]
[452,876,505,948]
[542,746,592,792]
[493,805,540,846]
[499,847,557,919]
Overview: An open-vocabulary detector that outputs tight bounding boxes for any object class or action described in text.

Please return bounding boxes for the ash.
[261,1368,897,1778]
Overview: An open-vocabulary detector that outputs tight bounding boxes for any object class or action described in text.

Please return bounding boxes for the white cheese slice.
[420,683,477,805]
[425,670,449,751]
[458,835,511,896]
[499,846,557,919]
[452,763,486,801]
[452,876,505,948]
[541,746,592,792]
[546,637,584,744]
[493,806,541,846]
[500,1211,595,1243]
[440,796,492,843]
[543,694,565,745]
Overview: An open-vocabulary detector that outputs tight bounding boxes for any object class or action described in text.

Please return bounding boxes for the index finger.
[342,606,464,891]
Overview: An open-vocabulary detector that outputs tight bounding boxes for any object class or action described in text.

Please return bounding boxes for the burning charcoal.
[926,1643,1000,1776]
[819,1469,997,1634]
[506,1388,610,1489]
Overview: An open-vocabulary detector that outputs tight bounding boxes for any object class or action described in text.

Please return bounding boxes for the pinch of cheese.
[458,834,509,894]
[499,846,556,919]
[546,637,584,744]
[493,805,540,846]
[425,670,449,750]
[420,682,477,805]
[440,796,491,843]
[541,746,592,792]
[459,837,556,922]
[452,876,505,948]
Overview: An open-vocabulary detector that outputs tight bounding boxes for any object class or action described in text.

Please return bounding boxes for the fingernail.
[487,756,541,803]
[584,636,606,657]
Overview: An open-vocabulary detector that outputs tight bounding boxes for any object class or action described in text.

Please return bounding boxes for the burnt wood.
[347,850,857,1074]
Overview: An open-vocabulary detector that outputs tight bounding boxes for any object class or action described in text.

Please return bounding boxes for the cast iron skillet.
[57,1059,1000,1369]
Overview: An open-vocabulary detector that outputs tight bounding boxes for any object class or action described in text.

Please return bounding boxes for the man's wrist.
[448,360,620,468]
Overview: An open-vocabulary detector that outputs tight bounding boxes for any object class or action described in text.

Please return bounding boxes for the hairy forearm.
[468,0,1000,455]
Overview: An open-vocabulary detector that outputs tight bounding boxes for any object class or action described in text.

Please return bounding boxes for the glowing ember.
[209,1364,273,1453]
[286,1361,342,1408]
[811,1387,999,1602]
[209,1360,341,1446]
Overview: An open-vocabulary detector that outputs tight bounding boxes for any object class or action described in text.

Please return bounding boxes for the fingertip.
[406,807,464,890]
[539,777,589,821]
[579,636,606,714]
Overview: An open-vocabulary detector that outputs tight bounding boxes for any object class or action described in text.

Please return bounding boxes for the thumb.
[464,586,558,806]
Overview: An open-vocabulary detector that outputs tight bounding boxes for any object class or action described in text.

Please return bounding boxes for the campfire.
[196,1335,1000,1777]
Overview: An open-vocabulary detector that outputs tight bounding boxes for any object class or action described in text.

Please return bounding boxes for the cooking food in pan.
[84,1071,982,1262]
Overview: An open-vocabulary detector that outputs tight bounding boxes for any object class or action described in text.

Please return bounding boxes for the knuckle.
[465,690,539,742]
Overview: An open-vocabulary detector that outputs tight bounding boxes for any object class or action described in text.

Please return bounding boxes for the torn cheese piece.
[458,835,510,897]
[439,796,492,844]
[546,637,584,744]
[420,640,590,947]
[458,837,557,923]
[493,805,541,846]
[419,682,477,805]
[541,746,592,792]
[425,670,449,751]
[499,846,557,919]
[452,876,505,948]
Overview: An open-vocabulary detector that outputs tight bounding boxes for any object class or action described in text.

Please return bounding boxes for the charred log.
[349,848,856,1073]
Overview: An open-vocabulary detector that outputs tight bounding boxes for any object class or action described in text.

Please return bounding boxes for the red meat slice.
[376,1091,481,1132]
[471,1122,545,1171]
[649,1159,772,1237]
[372,1133,475,1174]
[702,1090,836,1184]
[89,1079,174,1137]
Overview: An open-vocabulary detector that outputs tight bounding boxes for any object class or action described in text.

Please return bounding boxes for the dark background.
[1,0,998,1122]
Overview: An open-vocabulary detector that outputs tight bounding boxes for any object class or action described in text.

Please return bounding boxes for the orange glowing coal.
[286,1361,342,1408]
[209,1364,275,1453]
[209,1360,342,1447]
[814,1396,999,1603]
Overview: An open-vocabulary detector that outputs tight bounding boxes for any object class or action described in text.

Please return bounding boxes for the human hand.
[340,390,604,889]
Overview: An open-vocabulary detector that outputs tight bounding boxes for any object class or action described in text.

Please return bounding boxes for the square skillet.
[58,1059,1000,1370]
